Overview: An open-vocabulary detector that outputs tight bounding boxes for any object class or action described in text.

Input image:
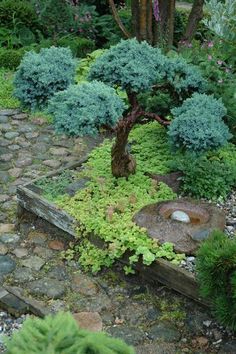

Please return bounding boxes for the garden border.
[16,158,209,308]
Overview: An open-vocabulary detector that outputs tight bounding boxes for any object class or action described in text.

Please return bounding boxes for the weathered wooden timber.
[16,161,209,308]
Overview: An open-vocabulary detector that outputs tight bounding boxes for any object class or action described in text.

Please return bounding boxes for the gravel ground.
[0,312,29,352]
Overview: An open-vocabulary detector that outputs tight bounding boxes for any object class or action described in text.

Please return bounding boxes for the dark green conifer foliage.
[196,230,236,330]
[6,312,135,354]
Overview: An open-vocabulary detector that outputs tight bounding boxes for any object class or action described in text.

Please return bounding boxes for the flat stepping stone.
[12,248,28,258]
[0,233,20,244]
[21,256,45,271]
[48,240,65,250]
[0,243,8,255]
[13,267,35,282]
[73,312,103,332]
[0,109,19,116]
[33,246,54,260]
[27,231,47,245]
[0,195,10,203]
[13,113,27,120]
[0,153,13,162]
[43,160,61,169]
[0,255,16,275]
[72,273,98,296]
[27,278,66,299]
[0,224,15,234]
[8,168,22,178]
[49,147,69,156]
[15,157,32,168]
[4,132,19,140]
[148,323,181,342]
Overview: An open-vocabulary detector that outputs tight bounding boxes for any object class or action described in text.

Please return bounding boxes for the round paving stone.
[11,248,28,258]
[4,132,19,140]
[73,312,103,332]
[21,256,45,271]
[28,278,66,299]
[148,323,181,342]
[0,243,8,255]
[0,233,20,244]
[0,255,16,275]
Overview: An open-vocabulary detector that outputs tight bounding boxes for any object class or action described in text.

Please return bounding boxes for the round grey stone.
[191,229,211,242]
[171,210,190,223]
[5,132,19,140]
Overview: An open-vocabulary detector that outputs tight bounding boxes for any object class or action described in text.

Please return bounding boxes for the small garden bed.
[17,121,234,307]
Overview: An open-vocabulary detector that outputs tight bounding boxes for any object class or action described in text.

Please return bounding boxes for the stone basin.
[133,199,225,255]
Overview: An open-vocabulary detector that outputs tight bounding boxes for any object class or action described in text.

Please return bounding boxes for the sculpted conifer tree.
[48,39,206,177]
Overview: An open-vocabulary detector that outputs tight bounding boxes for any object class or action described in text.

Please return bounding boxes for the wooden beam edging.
[17,186,78,237]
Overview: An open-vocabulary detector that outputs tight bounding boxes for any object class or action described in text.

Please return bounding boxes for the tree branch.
[108,0,131,38]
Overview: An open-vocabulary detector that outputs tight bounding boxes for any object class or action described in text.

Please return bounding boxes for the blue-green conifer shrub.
[168,93,231,152]
[88,38,167,92]
[164,57,207,95]
[5,312,135,354]
[14,46,76,110]
[48,81,126,136]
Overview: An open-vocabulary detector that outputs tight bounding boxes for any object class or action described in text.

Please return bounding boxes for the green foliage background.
[196,230,236,330]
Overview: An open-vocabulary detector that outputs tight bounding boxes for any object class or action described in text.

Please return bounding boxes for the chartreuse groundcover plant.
[37,122,184,274]
[5,312,135,354]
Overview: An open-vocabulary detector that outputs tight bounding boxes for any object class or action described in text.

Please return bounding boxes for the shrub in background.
[5,312,135,354]
[196,230,236,330]
[57,35,95,58]
[14,46,75,110]
[0,69,19,109]
[0,0,39,32]
[168,93,231,152]
[171,144,236,199]
[48,81,126,136]
[0,48,23,70]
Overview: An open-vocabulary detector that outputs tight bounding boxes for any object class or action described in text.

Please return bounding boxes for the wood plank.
[17,186,77,237]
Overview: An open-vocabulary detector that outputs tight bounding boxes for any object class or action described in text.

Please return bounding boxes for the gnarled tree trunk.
[111,120,136,178]
[182,0,205,42]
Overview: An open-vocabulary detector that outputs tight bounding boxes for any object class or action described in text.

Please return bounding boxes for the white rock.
[171,210,190,223]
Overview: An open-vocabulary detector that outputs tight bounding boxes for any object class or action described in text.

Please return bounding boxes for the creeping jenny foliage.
[37,123,184,273]
[196,230,236,330]
[168,93,231,152]
[6,312,135,354]
[48,81,126,136]
[88,38,167,92]
[14,46,75,110]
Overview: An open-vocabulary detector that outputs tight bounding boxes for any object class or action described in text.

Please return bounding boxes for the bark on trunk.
[155,0,175,47]
[108,0,131,38]
[139,0,148,41]
[111,121,136,178]
[131,0,140,40]
[182,0,204,42]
